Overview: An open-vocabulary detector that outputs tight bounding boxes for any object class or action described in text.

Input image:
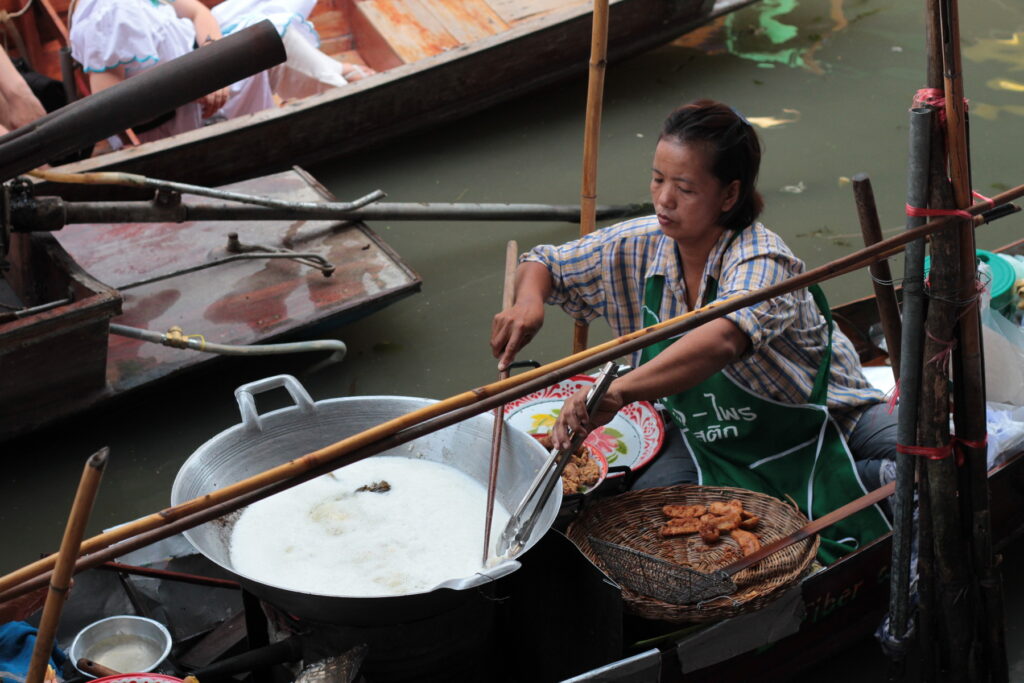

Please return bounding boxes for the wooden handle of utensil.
[723,480,896,575]
[501,240,518,311]
[483,240,520,563]
[77,658,121,678]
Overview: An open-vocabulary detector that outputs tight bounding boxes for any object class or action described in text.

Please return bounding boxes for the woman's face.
[650,138,739,246]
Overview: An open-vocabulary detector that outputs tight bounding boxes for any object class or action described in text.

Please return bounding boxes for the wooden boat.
[0,167,421,442]
[0,0,748,194]
[12,243,1021,681]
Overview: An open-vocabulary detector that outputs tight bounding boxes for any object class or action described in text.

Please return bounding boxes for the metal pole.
[25,199,653,228]
[887,106,931,667]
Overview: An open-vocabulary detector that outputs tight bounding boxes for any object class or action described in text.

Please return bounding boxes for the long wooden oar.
[482,240,519,564]
[0,188,1020,598]
[25,448,108,683]
[573,0,611,354]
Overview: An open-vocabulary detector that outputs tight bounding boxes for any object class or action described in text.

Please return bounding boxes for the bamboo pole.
[917,101,975,679]
[0,191,1021,599]
[573,0,611,354]
[886,106,932,675]
[852,174,902,380]
[939,0,1008,677]
[483,240,519,564]
[25,448,108,683]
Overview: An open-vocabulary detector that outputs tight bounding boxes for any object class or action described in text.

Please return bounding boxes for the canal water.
[3,0,1023,677]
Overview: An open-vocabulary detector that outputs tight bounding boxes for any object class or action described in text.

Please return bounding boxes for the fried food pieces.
[658,498,762,555]
[562,446,601,494]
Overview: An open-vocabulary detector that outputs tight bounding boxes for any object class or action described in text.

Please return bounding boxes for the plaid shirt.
[522,216,884,438]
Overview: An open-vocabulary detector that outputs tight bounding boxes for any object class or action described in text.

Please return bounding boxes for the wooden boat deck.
[0,167,421,440]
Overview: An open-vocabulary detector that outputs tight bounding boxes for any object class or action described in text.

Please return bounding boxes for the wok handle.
[723,480,896,575]
[234,374,317,431]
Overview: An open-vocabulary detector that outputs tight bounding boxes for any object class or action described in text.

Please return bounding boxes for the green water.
[2,0,1023,675]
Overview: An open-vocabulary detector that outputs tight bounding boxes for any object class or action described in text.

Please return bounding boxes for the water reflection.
[964,31,1024,121]
[677,0,855,74]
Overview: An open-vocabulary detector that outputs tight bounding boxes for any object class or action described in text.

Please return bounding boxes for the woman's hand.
[490,261,553,371]
[550,381,625,450]
[490,299,544,371]
[198,87,230,118]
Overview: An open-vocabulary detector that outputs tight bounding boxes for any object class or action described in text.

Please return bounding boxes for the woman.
[69,0,374,145]
[490,100,894,562]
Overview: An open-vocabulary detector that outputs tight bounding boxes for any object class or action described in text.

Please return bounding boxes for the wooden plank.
[309,8,355,55]
[347,0,404,70]
[487,0,580,24]
[355,0,459,63]
[423,0,509,44]
[177,611,248,670]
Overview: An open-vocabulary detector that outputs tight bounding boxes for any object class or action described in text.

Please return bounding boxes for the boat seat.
[350,0,508,70]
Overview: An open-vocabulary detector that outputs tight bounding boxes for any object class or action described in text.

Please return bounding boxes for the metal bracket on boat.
[221,232,335,275]
[113,232,336,291]
[153,189,182,207]
[0,178,35,258]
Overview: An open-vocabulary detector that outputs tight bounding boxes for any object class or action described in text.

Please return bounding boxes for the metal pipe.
[29,169,386,212]
[108,324,347,360]
[0,21,285,181]
[30,199,654,228]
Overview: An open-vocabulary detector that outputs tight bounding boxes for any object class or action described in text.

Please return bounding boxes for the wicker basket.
[566,485,819,623]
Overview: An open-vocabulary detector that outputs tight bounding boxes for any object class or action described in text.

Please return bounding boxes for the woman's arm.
[0,51,46,133]
[550,317,750,449]
[170,0,222,45]
[490,261,552,371]
[88,64,127,94]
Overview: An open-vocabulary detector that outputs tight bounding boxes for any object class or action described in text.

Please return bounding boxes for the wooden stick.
[852,174,902,380]
[483,240,519,564]
[940,0,1008,677]
[1,189,1021,597]
[25,448,108,683]
[573,0,611,354]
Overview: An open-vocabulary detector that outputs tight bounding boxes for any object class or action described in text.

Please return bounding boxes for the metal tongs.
[496,361,619,558]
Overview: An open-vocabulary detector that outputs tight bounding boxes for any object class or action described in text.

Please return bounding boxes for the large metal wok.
[171,375,560,626]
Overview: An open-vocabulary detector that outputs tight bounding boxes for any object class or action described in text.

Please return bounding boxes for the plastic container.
[925,249,1017,317]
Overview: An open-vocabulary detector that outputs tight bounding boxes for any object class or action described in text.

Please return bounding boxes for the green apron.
[639,274,891,564]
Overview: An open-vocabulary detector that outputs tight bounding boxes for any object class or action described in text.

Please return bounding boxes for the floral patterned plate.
[504,375,665,476]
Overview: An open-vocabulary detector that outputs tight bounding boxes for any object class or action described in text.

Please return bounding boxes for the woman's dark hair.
[660,99,764,231]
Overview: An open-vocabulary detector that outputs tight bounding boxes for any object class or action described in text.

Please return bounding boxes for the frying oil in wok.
[229,455,510,597]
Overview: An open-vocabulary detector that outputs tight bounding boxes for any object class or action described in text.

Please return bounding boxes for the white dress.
[69,0,328,143]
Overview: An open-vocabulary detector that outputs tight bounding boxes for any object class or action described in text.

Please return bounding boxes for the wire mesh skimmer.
[588,537,737,604]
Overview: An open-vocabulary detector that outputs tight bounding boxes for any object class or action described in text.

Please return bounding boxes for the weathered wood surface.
[0,168,420,441]
[0,233,122,440]
[37,0,733,199]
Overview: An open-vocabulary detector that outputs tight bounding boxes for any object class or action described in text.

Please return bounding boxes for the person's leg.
[630,421,699,489]
[846,402,899,491]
